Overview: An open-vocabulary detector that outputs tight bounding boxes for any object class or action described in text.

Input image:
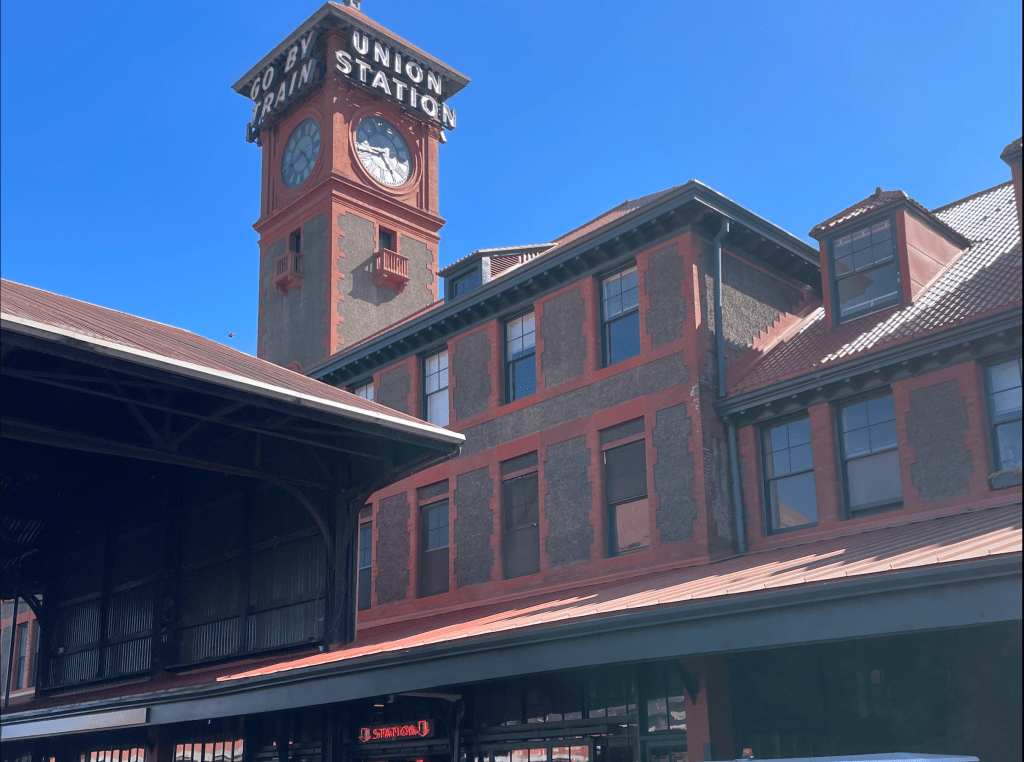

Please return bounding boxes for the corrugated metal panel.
[103,638,151,677]
[246,599,323,651]
[49,648,99,686]
[55,600,102,651]
[106,586,153,639]
[179,617,241,663]
[249,536,326,608]
[179,561,243,623]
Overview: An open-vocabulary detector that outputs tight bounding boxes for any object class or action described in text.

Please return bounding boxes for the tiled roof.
[732,182,1022,394]
[0,279,463,444]
[552,186,683,249]
[809,186,968,246]
[219,503,1020,681]
[438,243,553,278]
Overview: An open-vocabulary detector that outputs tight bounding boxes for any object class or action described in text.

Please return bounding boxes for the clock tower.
[232,1,468,371]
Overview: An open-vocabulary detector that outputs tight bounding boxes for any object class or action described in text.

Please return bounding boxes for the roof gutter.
[712,220,747,555]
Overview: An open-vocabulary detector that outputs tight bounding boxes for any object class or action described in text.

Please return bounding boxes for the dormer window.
[830,215,900,322]
[452,270,482,297]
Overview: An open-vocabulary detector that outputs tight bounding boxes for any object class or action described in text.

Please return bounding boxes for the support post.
[682,656,735,761]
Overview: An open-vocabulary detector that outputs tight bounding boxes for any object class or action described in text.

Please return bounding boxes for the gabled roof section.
[809,186,971,248]
[729,181,1021,396]
[437,243,553,279]
[0,279,463,447]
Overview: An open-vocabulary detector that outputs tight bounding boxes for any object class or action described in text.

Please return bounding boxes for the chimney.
[1000,137,1023,239]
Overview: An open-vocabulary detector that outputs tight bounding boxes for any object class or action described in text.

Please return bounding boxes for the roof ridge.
[552,185,682,245]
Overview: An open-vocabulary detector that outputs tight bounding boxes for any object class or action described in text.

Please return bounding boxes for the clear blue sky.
[2,0,1020,357]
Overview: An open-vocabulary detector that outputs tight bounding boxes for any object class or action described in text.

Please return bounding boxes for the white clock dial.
[355,117,412,187]
[282,118,321,188]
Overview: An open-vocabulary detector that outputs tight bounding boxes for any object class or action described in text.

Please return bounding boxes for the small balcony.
[272,250,302,295]
[374,247,409,294]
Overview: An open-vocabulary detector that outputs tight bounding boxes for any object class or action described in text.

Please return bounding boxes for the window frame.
[828,212,901,324]
[351,380,374,402]
[983,355,1023,488]
[760,413,819,535]
[504,310,537,404]
[600,263,641,368]
[422,348,450,426]
[602,436,651,557]
[836,391,903,518]
[357,521,373,611]
[418,499,450,597]
[502,458,541,579]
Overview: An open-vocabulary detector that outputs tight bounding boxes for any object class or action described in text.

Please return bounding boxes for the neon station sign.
[358,720,434,743]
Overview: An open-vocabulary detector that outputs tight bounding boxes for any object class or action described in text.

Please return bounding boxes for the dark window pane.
[838,260,899,318]
[607,312,641,365]
[510,356,536,400]
[504,474,540,578]
[454,271,482,296]
[847,449,902,511]
[769,472,818,529]
[419,547,449,596]
[647,697,668,732]
[605,440,647,504]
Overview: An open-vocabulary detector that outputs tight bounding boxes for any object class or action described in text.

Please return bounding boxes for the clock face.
[355,117,412,187]
[281,118,321,188]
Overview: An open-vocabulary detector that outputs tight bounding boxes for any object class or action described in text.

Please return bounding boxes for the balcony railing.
[272,250,302,295]
[373,247,410,294]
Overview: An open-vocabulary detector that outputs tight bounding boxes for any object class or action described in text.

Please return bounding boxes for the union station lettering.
[336,31,457,130]
[245,28,456,144]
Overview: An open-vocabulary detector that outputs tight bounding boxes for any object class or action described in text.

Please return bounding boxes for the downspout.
[712,219,747,554]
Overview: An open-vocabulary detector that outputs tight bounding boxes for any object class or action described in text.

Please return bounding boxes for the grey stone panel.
[600,417,645,446]
[652,404,698,543]
[378,365,411,414]
[541,287,587,389]
[544,436,594,567]
[337,214,435,348]
[260,213,329,369]
[461,352,688,457]
[453,467,495,587]
[703,248,803,369]
[645,243,685,348]
[453,330,492,421]
[907,381,974,502]
[417,480,449,503]
[376,493,411,604]
[501,452,538,477]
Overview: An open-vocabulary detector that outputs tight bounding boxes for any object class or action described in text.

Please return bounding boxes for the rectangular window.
[453,270,482,297]
[838,394,902,515]
[419,500,449,597]
[604,439,650,555]
[830,217,900,321]
[762,416,818,532]
[15,622,28,690]
[379,228,395,252]
[503,471,540,578]
[357,522,372,611]
[424,349,449,426]
[289,229,301,253]
[352,381,374,401]
[986,358,1022,484]
[601,265,641,366]
[506,312,537,402]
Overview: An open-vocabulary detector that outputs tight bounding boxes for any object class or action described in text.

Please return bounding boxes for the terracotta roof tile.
[732,182,1021,394]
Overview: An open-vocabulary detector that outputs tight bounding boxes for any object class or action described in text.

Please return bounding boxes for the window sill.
[846,500,903,519]
[990,470,1023,489]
